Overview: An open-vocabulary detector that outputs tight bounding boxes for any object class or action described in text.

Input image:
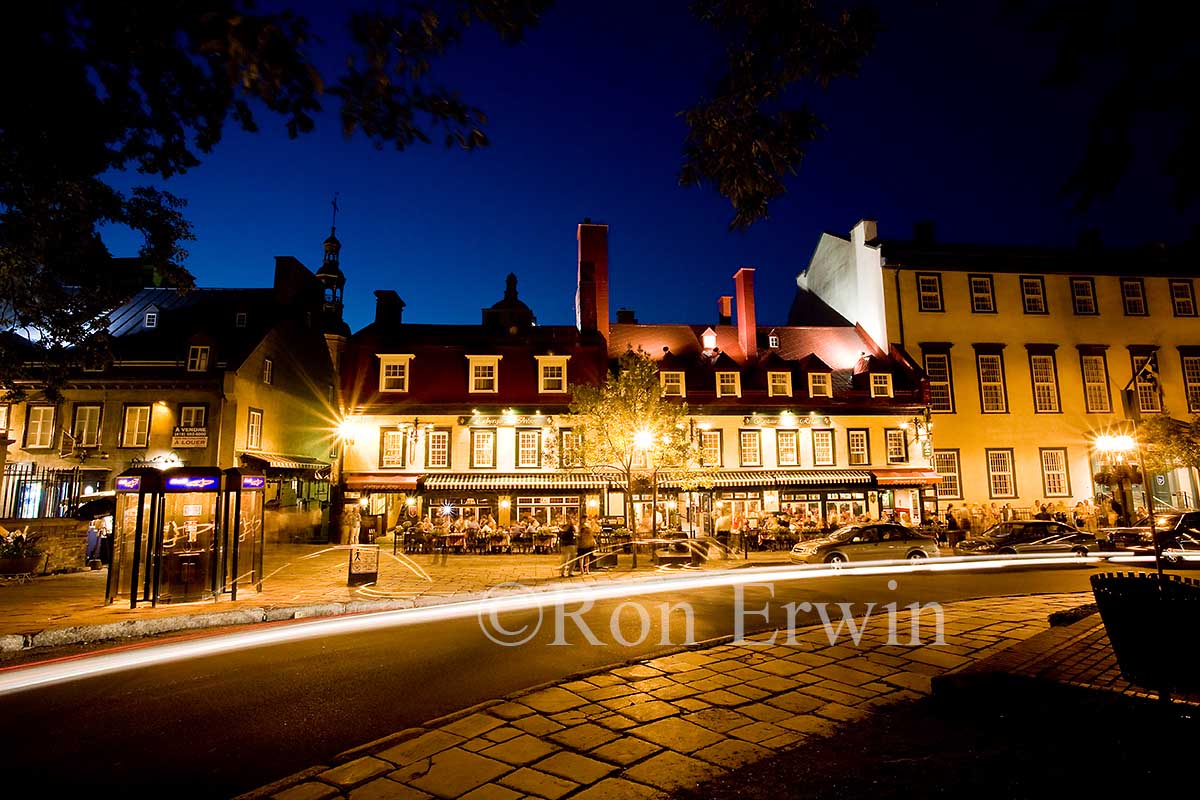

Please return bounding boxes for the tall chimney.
[374,289,405,326]
[734,267,757,360]
[576,222,610,340]
[718,296,732,325]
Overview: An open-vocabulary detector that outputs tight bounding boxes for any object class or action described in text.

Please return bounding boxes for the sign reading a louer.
[171,426,209,448]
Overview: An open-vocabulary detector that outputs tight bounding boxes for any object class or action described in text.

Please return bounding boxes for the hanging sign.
[171,426,209,448]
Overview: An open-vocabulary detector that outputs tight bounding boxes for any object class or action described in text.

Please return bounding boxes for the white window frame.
[702,328,718,350]
[699,430,722,467]
[986,449,1017,498]
[977,353,1008,413]
[870,373,893,398]
[808,373,832,398]
[969,275,995,312]
[559,429,582,468]
[1040,448,1070,498]
[536,355,570,394]
[262,358,274,385]
[378,354,414,393]
[235,312,247,328]
[1081,353,1111,413]
[426,429,450,469]
[924,352,954,413]
[179,405,206,428]
[848,429,869,466]
[1170,280,1196,317]
[471,429,496,468]
[144,311,158,329]
[916,273,943,312]
[516,429,542,468]
[1020,276,1047,314]
[25,406,55,448]
[768,371,792,397]
[381,430,407,468]
[121,405,151,448]
[1030,354,1060,413]
[768,334,780,348]
[812,429,834,466]
[661,371,686,397]
[1121,279,1147,315]
[739,430,762,467]
[776,429,798,466]
[885,429,908,464]
[247,408,263,450]
[1071,278,1097,315]
[1184,356,1200,413]
[468,355,502,394]
[186,345,210,372]
[1133,354,1161,413]
[716,371,741,398]
[933,450,962,500]
[72,404,102,448]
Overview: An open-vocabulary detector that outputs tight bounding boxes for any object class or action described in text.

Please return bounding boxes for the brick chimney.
[718,296,732,325]
[576,221,610,340]
[374,289,405,326]
[734,267,757,360]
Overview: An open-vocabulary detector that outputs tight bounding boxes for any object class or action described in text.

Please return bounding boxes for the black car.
[1104,511,1200,550]
[956,520,1097,556]
[1125,531,1200,566]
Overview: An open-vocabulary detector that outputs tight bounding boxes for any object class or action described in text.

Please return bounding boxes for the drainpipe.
[892,262,906,351]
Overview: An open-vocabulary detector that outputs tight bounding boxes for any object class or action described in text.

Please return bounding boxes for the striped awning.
[772,470,874,487]
[345,474,419,491]
[422,473,611,491]
[871,468,942,486]
[659,470,874,489]
[239,452,331,474]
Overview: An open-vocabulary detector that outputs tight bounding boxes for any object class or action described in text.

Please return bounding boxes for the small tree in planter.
[0,526,43,576]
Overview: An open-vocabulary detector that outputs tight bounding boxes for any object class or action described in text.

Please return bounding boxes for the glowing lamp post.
[1095,431,1163,576]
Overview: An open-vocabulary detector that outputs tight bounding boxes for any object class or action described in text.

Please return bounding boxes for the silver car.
[790,523,941,564]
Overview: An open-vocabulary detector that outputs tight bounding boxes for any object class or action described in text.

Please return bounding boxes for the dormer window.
[186,345,210,372]
[536,355,570,393]
[468,355,502,393]
[768,372,792,397]
[144,311,157,329]
[808,372,831,398]
[870,373,893,398]
[378,354,415,392]
[661,371,686,397]
[716,371,741,398]
[235,312,247,328]
[768,333,780,349]
[702,327,718,351]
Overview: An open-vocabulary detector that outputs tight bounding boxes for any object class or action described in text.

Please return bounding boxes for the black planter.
[1090,572,1200,696]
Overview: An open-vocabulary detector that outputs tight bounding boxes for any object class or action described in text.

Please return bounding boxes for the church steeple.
[316,194,346,318]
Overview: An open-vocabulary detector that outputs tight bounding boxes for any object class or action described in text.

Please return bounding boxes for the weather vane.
[331,192,339,231]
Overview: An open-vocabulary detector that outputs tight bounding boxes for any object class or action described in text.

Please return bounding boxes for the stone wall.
[0,517,89,574]
[265,507,327,544]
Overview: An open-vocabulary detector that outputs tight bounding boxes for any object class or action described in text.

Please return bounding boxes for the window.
[517,429,542,468]
[1071,278,1097,315]
[121,405,151,447]
[848,429,869,466]
[699,430,722,467]
[1040,448,1070,498]
[808,373,832,398]
[235,312,247,328]
[716,372,741,398]
[738,430,762,466]
[471,429,496,468]
[247,408,263,450]
[870,373,893,398]
[262,358,274,385]
[145,311,158,328]
[559,429,582,468]
[661,371,685,397]
[969,274,995,313]
[1020,276,1047,314]
[1184,355,1200,413]
[776,429,798,466]
[1121,279,1147,316]
[933,450,962,500]
[1029,352,1060,413]
[916,273,943,312]
[986,449,1016,498]
[0,404,8,436]
[379,355,414,392]
[924,352,954,413]
[1132,354,1161,413]
[1170,280,1197,317]
[976,351,1008,413]
[381,430,407,468]
[426,429,451,468]
[1079,351,1111,413]
[71,405,102,448]
[186,345,210,372]
[885,429,908,464]
[468,355,501,393]
[702,328,718,350]
[768,334,780,348]
[25,406,55,448]
[812,429,834,466]
[536,355,570,393]
[768,372,792,397]
[179,405,206,428]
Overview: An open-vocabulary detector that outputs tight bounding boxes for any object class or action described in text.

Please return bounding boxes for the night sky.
[99,1,1195,335]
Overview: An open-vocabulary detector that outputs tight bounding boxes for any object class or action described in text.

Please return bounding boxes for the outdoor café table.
[489,533,511,553]
[444,532,467,552]
[534,533,558,553]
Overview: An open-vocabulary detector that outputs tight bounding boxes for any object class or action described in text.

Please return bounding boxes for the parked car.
[789,523,940,564]
[955,520,1097,556]
[1125,531,1200,566]
[1103,511,1200,550]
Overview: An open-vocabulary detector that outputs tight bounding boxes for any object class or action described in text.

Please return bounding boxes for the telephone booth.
[222,467,265,599]
[106,468,163,607]
[158,466,223,603]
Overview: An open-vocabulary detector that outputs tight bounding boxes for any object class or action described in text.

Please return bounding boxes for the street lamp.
[1095,429,1163,576]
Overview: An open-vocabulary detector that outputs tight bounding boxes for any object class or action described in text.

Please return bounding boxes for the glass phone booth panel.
[107,468,163,607]
[159,467,222,603]
[222,468,265,598]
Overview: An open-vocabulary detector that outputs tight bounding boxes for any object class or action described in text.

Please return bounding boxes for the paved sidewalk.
[0,544,787,655]
[240,592,1096,800]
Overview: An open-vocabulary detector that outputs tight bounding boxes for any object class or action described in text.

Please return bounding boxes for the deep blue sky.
[101,1,1195,334]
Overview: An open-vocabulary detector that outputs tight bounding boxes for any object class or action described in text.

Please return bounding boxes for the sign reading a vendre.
[171,426,209,448]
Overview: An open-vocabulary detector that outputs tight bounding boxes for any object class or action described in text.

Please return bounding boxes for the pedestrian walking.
[558,516,578,577]
[578,516,597,575]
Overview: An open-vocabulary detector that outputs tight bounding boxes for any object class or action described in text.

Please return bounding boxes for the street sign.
[348,545,379,586]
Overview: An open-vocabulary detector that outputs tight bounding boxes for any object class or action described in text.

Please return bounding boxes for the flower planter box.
[1090,572,1200,696]
[0,556,41,577]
